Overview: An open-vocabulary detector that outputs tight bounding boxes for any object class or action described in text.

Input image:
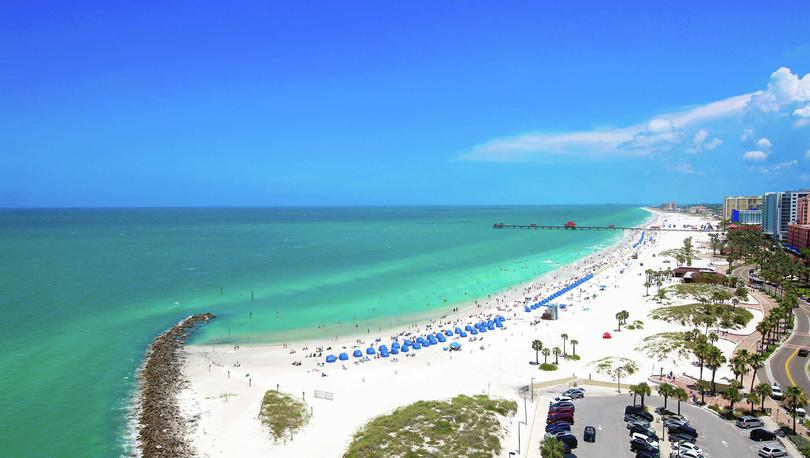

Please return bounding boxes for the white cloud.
[687,129,723,154]
[742,150,768,161]
[751,160,798,175]
[756,137,772,150]
[671,162,702,174]
[461,67,809,162]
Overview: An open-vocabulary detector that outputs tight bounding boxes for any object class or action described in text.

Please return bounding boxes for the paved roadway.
[540,390,754,458]
[769,299,810,397]
[733,266,810,396]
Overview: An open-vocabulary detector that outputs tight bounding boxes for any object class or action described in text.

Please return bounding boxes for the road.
[770,300,810,396]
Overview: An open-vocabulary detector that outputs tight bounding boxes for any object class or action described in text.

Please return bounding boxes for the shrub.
[539,363,559,371]
[258,390,310,442]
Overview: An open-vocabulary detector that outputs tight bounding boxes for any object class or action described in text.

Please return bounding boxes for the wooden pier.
[492,223,715,232]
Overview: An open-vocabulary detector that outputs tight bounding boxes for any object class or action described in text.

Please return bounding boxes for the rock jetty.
[137,313,215,457]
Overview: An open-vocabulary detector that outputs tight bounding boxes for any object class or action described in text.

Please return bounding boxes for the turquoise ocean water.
[0,206,648,456]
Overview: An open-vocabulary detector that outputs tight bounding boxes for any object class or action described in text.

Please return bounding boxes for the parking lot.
[535,386,770,458]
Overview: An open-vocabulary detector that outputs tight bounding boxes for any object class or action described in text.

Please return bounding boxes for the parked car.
[629,424,658,440]
[758,445,788,457]
[627,419,651,430]
[626,413,652,424]
[799,348,809,357]
[671,450,704,458]
[668,424,698,439]
[554,395,573,402]
[549,405,575,415]
[750,428,777,442]
[545,421,571,433]
[636,451,661,458]
[664,417,689,430]
[798,407,807,417]
[550,401,576,410]
[547,412,574,424]
[563,389,584,399]
[736,415,764,428]
[583,425,596,442]
[669,433,698,444]
[631,437,659,454]
[631,432,659,449]
[625,405,654,422]
[771,383,784,400]
[672,442,703,455]
[554,432,578,450]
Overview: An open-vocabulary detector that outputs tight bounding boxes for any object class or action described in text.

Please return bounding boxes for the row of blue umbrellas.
[632,230,646,248]
[523,273,595,313]
[325,315,506,362]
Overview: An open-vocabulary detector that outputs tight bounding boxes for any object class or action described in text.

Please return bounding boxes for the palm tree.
[673,387,688,415]
[540,435,565,458]
[615,311,629,331]
[633,382,651,408]
[746,391,761,415]
[541,347,551,364]
[531,339,543,365]
[705,345,726,394]
[693,342,710,383]
[570,339,578,356]
[561,334,568,355]
[748,353,765,392]
[553,347,561,365]
[754,383,772,412]
[696,379,710,405]
[785,386,809,432]
[722,384,742,413]
[657,383,674,411]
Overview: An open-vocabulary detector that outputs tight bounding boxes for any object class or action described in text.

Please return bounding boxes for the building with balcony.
[723,195,762,220]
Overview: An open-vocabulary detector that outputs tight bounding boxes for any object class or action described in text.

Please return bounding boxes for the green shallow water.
[0,206,648,456]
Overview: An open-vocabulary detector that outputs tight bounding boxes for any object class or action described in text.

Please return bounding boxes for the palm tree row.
[531,335,579,365]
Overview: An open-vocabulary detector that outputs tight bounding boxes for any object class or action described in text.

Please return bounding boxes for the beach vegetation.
[539,363,558,371]
[649,302,753,331]
[343,394,517,458]
[258,390,311,442]
[541,347,551,364]
[673,387,688,415]
[552,347,561,365]
[564,354,580,361]
[635,332,694,361]
[625,320,644,330]
[569,339,578,356]
[630,382,651,407]
[615,310,629,331]
[589,356,638,380]
[531,339,543,365]
[539,435,565,458]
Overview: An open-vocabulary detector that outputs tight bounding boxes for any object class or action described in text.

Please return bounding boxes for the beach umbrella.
[353,349,363,358]
[470,329,478,335]
[380,351,389,358]
[391,342,401,349]
[326,355,337,363]
[400,345,409,353]
[366,347,376,355]
[459,331,468,337]
[445,330,453,336]
[403,339,414,346]
[412,343,422,350]
[450,342,461,349]
[496,321,504,328]
[390,347,399,355]
[379,345,388,352]
[455,327,463,334]
[602,332,612,339]
[465,325,473,331]
[339,353,349,361]
[437,334,447,343]
[524,306,531,313]
[487,324,495,330]
[487,320,494,326]
[496,315,505,321]
[479,327,487,333]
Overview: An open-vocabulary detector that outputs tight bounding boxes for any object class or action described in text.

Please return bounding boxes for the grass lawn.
[344,395,517,458]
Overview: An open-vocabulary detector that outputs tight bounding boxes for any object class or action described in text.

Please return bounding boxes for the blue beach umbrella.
[459,331,468,337]
[366,347,376,355]
[524,306,531,312]
[455,327,463,334]
[450,342,461,349]
[379,345,388,352]
[390,347,399,355]
[437,334,446,343]
[339,353,349,361]
[412,343,422,350]
[326,355,337,363]
[353,350,363,358]
[470,329,478,335]
[496,321,503,328]
[465,325,473,331]
[380,351,389,358]
[400,345,409,353]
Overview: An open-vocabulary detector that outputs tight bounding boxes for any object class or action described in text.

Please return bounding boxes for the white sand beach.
[180,209,737,457]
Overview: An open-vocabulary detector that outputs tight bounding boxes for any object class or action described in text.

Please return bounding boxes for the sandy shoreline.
[179,209,737,457]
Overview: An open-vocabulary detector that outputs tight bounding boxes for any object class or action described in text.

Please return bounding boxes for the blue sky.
[1,1,809,207]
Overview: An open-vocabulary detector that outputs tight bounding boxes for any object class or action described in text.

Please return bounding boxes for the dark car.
[625,413,652,424]
[584,425,596,442]
[549,408,575,418]
[551,401,576,410]
[799,348,809,357]
[555,432,578,450]
[630,438,659,454]
[668,432,698,444]
[545,421,571,433]
[635,450,660,458]
[628,424,658,440]
[751,428,777,442]
[625,406,654,422]
[547,413,574,424]
[669,424,698,439]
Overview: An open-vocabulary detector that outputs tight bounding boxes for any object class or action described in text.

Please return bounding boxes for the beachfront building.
[786,196,810,251]
[723,195,762,220]
[731,208,762,225]
[762,191,810,241]
[661,201,678,210]
[688,206,708,214]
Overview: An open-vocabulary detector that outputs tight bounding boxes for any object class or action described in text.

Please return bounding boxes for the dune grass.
[258,390,311,442]
[343,394,517,458]
[649,303,753,330]
[539,363,559,371]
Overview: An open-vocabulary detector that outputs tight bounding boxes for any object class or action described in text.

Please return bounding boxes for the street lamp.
[530,377,535,402]
[517,420,526,455]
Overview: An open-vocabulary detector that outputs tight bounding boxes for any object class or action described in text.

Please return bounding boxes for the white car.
[758,445,787,457]
[554,396,572,403]
[671,450,704,458]
[797,407,806,417]
[632,432,659,449]
[771,383,784,400]
[673,442,703,455]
